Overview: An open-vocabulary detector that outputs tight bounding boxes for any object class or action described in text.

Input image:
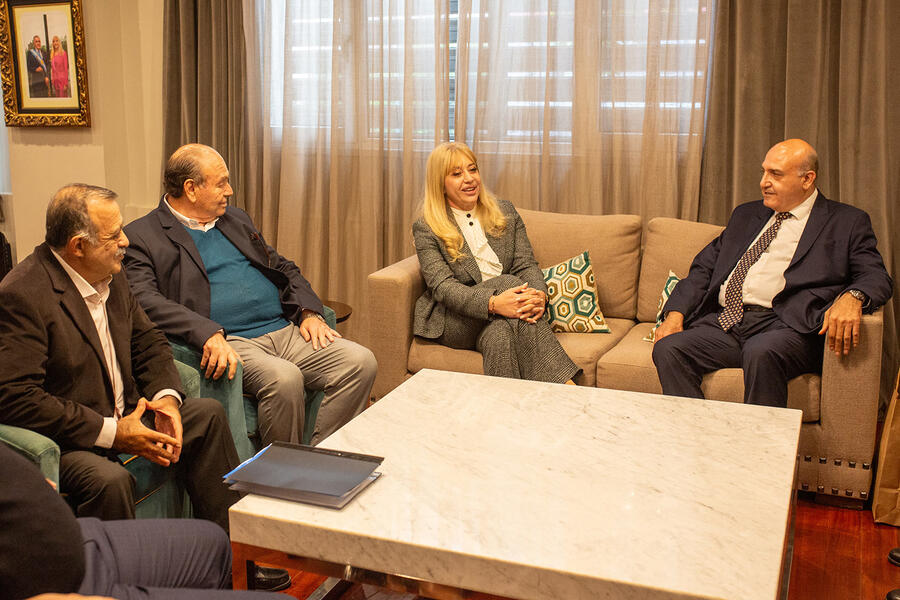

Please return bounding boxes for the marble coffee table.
[230,368,800,600]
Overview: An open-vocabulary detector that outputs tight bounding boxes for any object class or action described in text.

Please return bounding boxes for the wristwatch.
[847,289,867,304]
[301,309,326,323]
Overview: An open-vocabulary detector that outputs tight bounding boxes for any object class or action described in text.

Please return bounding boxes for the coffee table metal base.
[232,541,515,599]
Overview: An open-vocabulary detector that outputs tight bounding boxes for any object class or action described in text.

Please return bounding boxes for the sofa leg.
[813,493,865,510]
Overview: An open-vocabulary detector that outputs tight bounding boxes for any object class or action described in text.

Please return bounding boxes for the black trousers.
[651,310,824,407]
[60,396,241,530]
[77,517,285,598]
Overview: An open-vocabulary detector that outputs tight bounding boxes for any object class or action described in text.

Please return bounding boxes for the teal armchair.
[0,423,61,487]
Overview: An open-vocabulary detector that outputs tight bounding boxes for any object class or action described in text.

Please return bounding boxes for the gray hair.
[164,143,218,198]
[800,148,819,176]
[45,184,118,249]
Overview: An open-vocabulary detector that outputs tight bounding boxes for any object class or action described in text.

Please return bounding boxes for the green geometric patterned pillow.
[643,270,681,342]
[541,251,611,333]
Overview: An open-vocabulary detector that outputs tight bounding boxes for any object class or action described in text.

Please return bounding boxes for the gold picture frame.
[0,0,90,127]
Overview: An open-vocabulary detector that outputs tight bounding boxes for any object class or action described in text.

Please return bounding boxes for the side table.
[324,300,352,324]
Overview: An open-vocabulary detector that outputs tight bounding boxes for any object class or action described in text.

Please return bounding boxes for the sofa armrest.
[0,423,60,487]
[368,255,423,399]
[819,309,884,464]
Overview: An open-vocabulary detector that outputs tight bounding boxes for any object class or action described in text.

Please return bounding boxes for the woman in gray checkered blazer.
[412,143,579,384]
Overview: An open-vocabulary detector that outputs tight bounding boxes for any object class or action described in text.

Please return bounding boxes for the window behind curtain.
[265,0,447,143]
[268,0,707,148]
[456,0,708,151]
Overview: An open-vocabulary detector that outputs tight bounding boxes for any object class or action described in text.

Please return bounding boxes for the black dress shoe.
[255,565,291,592]
[885,589,900,600]
[889,547,900,567]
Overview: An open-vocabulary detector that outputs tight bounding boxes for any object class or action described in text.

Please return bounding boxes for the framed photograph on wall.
[0,0,90,126]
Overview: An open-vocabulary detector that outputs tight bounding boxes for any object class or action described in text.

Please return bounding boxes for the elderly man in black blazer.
[652,139,892,407]
[123,144,375,448]
[0,184,241,527]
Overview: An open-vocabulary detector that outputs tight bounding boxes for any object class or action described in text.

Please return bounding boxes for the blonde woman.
[413,142,579,384]
[50,35,69,97]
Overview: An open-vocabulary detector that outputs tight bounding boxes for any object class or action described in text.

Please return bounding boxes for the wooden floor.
[788,493,900,599]
[270,493,900,600]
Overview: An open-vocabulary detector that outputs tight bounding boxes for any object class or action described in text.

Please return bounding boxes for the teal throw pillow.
[541,251,611,333]
[643,270,681,342]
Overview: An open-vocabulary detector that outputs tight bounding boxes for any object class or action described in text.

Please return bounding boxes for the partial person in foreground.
[124,144,376,447]
[0,442,286,600]
[412,142,579,384]
[652,139,892,407]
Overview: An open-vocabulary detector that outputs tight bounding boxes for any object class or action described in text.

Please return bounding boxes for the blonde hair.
[50,36,62,60]
[422,142,506,262]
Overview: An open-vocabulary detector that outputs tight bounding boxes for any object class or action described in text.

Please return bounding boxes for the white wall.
[5,0,164,261]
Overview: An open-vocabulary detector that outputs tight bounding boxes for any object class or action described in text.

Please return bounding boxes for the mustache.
[115,248,126,259]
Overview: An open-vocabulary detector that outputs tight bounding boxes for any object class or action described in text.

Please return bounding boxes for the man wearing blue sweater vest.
[123,144,376,447]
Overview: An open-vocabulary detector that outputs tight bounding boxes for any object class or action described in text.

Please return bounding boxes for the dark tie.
[718,212,792,331]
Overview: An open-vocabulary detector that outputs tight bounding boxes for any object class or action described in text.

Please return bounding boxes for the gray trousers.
[229,324,376,446]
[437,274,579,384]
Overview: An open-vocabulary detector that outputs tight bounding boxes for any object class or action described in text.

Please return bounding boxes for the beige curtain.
[242,0,713,342]
[699,0,899,407]
[163,0,251,205]
[454,0,712,219]
[243,0,452,341]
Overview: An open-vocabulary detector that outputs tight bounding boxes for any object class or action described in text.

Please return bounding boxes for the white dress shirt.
[50,250,180,448]
[165,196,218,231]
[718,189,818,308]
[451,207,502,281]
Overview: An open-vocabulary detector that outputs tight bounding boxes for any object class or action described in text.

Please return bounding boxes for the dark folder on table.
[224,441,383,509]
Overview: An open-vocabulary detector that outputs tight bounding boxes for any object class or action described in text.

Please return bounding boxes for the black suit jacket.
[0,244,183,450]
[123,199,324,350]
[664,193,893,334]
[0,443,85,598]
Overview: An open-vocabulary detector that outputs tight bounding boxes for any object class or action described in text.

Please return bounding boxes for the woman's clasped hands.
[491,283,546,323]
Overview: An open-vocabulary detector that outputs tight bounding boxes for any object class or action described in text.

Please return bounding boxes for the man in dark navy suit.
[652,139,892,407]
[25,35,51,97]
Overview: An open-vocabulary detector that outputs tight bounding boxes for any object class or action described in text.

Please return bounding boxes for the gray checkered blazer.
[412,199,548,340]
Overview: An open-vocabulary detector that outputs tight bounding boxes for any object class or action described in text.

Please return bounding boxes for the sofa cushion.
[596,323,820,421]
[408,317,633,387]
[542,251,611,333]
[637,217,724,322]
[518,209,642,320]
[555,317,633,386]
[409,338,483,376]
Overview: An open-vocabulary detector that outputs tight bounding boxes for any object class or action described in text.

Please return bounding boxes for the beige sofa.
[368,208,885,502]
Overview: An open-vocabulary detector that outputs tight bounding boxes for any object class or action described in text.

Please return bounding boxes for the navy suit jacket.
[664,193,892,334]
[0,244,183,450]
[123,199,324,350]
